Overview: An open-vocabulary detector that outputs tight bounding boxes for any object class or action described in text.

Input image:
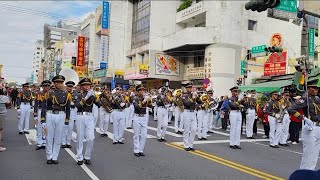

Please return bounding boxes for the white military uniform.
[228,96,242,147]
[62,101,76,146]
[75,88,98,163]
[182,92,197,150]
[265,98,282,146]
[42,87,71,162]
[111,93,126,143]
[132,92,150,155]
[197,108,208,139]
[17,89,32,133]
[34,91,45,148]
[156,94,169,140]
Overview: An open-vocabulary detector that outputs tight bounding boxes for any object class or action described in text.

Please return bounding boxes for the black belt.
[135,114,146,117]
[78,110,92,113]
[158,106,165,108]
[71,105,76,108]
[51,110,65,114]
[184,109,195,112]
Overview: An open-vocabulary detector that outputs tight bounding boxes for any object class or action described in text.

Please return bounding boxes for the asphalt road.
[0,109,318,180]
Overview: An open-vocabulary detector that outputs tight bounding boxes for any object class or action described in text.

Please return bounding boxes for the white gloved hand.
[71,102,75,106]
[275,114,280,119]
[303,117,314,128]
[120,102,126,107]
[165,104,170,108]
[42,123,46,129]
[85,90,94,100]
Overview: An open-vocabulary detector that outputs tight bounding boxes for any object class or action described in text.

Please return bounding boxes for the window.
[36,70,38,73]
[194,52,204,68]
[36,65,39,67]
[131,0,151,49]
[248,20,257,31]
[37,47,40,50]
[37,52,40,54]
[141,53,145,64]
[195,22,206,27]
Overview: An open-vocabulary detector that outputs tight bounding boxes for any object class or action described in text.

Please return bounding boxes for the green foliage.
[177,0,192,12]
[257,94,269,106]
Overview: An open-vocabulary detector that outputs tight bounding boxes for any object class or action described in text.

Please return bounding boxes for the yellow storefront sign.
[139,64,149,71]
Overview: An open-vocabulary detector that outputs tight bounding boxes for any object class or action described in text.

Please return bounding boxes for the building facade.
[32,40,44,84]
[121,0,303,96]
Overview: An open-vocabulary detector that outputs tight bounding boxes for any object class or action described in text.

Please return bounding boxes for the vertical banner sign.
[308,28,315,58]
[101,1,110,35]
[77,36,85,66]
[100,35,109,63]
[240,60,245,75]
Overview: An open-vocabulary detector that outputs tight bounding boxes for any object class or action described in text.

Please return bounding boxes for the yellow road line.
[166,143,285,180]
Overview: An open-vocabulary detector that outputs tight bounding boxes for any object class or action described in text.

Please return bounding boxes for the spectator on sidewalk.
[10,87,18,108]
[0,88,11,152]
[220,95,229,131]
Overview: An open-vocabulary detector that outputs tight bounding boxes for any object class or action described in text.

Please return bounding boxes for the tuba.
[100,91,113,113]
[59,68,79,86]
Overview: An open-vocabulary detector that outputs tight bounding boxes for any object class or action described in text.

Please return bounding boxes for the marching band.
[13,72,320,170]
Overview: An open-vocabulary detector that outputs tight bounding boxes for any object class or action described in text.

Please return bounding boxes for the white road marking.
[248,141,320,158]
[23,129,100,179]
[124,128,156,139]
[64,148,100,180]
[171,139,270,145]
[25,129,37,145]
[147,126,183,138]
[95,128,114,140]
[167,126,212,137]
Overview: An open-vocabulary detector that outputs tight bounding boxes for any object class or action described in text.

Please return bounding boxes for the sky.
[0,1,101,84]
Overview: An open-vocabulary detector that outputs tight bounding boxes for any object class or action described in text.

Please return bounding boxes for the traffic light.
[264,46,283,53]
[237,78,243,86]
[245,0,281,12]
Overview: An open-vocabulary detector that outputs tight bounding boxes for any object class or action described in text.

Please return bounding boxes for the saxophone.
[100,92,113,113]
[113,94,126,111]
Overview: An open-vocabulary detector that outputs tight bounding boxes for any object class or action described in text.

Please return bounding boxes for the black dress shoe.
[77,161,83,165]
[279,143,289,147]
[157,139,162,142]
[185,148,190,151]
[179,131,183,134]
[161,139,166,142]
[24,131,29,134]
[207,131,214,134]
[118,141,124,144]
[189,148,196,151]
[47,160,53,164]
[139,152,145,156]
[113,142,118,144]
[104,134,108,137]
[274,145,280,148]
[197,137,203,140]
[19,132,24,135]
[66,145,72,148]
[41,146,46,149]
[101,134,105,137]
[127,127,133,129]
[202,138,207,140]
[168,122,172,124]
[134,153,140,157]
[235,145,242,149]
[84,159,91,165]
[61,145,67,148]
[35,146,41,150]
[52,160,58,164]
[230,145,236,149]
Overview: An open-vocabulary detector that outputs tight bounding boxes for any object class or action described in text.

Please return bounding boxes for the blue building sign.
[100,61,107,69]
[102,1,110,29]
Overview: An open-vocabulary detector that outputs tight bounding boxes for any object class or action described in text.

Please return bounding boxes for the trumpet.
[200,93,210,110]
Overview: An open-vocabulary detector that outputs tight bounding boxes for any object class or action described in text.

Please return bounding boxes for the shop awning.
[239,79,293,93]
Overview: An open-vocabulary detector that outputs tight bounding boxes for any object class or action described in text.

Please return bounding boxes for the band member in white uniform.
[75,78,100,165]
[34,80,51,150]
[173,89,184,134]
[99,87,113,137]
[228,86,243,149]
[156,87,170,142]
[110,87,126,144]
[182,83,197,151]
[61,81,76,149]
[132,85,152,157]
[17,83,33,134]
[41,75,71,164]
